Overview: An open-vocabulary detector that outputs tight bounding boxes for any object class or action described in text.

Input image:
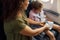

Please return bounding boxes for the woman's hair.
[3,0,25,21]
[31,1,43,10]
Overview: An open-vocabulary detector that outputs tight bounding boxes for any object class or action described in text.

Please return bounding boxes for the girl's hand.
[39,22,45,26]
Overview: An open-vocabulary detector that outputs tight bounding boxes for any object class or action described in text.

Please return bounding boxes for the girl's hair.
[31,1,43,10]
[3,0,25,21]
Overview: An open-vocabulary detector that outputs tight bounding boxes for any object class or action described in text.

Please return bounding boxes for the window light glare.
[41,0,50,2]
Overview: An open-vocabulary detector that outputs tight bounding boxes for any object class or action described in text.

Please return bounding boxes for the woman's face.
[23,0,29,10]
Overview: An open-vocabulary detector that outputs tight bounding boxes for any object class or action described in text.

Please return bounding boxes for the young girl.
[29,1,60,40]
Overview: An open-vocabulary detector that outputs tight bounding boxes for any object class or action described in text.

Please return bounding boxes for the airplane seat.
[25,2,32,18]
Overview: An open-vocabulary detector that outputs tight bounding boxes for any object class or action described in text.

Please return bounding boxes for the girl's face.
[34,8,41,13]
[23,0,29,10]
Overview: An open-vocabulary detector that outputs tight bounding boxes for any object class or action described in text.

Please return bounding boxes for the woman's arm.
[20,24,49,36]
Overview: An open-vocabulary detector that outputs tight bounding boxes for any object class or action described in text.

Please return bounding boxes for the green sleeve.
[14,19,27,33]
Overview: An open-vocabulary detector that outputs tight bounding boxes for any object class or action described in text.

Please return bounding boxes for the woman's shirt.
[4,13,32,40]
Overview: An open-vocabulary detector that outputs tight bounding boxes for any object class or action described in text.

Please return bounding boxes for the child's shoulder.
[29,10,35,14]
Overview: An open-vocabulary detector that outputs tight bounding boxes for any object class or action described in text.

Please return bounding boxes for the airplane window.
[41,0,50,2]
[32,0,37,1]
[33,0,37,1]
[41,0,54,4]
[51,0,54,4]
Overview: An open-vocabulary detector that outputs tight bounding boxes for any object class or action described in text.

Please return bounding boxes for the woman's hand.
[44,23,50,30]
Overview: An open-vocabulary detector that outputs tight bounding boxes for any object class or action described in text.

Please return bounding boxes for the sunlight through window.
[41,0,50,2]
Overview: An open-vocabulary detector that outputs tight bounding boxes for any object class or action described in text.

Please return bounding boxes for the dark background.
[0,0,6,40]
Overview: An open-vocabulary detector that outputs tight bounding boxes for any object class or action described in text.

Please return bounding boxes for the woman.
[3,0,49,40]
